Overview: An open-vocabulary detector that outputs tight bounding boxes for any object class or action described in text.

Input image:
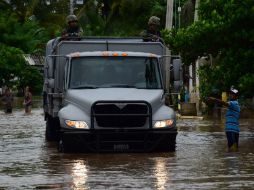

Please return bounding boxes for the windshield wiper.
[71,85,98,89]
[108,84,137,88]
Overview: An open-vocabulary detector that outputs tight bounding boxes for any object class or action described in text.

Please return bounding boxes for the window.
[69,56,162,89]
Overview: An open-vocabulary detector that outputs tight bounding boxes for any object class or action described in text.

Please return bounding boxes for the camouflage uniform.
[140,29,162,42]
[140,16,164,43]
[61,15,83,38]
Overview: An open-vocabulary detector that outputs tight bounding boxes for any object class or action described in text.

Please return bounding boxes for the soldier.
[61,15,83,38]
[140,16,164,43]
[2,88,14,114]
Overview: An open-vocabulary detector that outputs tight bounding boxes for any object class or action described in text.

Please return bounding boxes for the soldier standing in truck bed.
[61,15,83,38]
[140,16,164,44]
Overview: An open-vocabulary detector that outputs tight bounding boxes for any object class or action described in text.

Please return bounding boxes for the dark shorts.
[226,131,239,148]
[5,108,12,114]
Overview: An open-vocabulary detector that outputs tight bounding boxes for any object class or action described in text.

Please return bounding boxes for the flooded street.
[0,109,254,190]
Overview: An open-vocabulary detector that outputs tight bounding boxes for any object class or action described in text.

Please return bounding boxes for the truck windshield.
[69,56,162,89]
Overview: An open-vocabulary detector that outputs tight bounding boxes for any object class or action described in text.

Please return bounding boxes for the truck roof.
[67,51,159,58]
[46,37,166,58]
[64,36,146,42]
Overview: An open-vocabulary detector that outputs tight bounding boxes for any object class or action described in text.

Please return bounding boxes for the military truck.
[43,37,182,152]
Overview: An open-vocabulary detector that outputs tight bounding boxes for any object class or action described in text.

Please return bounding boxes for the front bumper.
[60,128,177,152]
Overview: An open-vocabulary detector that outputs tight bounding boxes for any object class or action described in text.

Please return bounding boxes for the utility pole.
[165,0,174,93]
[165,0,174,29]
[70,0,84,15]
[194,0,199,21]
[193,0,201,114]
[178,0,181,28]
[70,0,74,14]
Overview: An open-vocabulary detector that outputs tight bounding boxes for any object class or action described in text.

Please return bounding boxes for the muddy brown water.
[0,109,254,190]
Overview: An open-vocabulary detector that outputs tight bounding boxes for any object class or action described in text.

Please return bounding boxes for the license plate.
[113,144,129,151]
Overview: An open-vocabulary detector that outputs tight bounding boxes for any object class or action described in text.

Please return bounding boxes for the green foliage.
[0,10,46,93]
[18,66,43,95]
[77,0,166,36]
[0,12,48,53]
[180,0,195,28]
[0,44,43,95]
[239,74,254,98]
[164,0,254,99]
[0,44,25,87]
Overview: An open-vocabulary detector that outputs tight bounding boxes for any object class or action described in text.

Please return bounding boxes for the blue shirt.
[225,100,240,133]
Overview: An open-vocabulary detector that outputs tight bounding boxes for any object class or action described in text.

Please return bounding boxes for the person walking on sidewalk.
[208,87,240,151]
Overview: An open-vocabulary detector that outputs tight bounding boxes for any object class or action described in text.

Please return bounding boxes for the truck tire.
[156,142,176,152]
[45,117,60,141]
[169,140,176,152]
[57,140,64,153]
[168,135,176,151]
[57,134,88,153]
[154,135,176,152]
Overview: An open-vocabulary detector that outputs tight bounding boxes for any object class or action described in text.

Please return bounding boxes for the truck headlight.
[65,120,89,129]
[154,119,174,128]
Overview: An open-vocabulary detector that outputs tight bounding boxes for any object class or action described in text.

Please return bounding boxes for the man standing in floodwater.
[208,87,240,151]
[1,88,14,114]
[23,86,32,114]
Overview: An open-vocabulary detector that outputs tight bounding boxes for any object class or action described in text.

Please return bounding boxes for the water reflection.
[0,109,254,190]
[71,160,89,190]
[154,157,169,190]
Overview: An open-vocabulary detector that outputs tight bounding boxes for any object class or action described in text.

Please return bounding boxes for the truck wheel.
[45,117,60,141]
[57,140,64,152]
[156,143,175,152]
[57,138,72,153]
[168,135,176,152]
[155,136,176,152]
[169,141,176,152]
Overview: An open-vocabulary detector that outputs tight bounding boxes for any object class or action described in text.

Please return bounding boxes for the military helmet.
[148,16,160,26]
[66,15,78,24]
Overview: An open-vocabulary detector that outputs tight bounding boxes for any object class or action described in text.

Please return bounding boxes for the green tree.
[164,0,254,98]
[0,13,47,53]
[77,0,167,36]
[0,44,43,94]
[0,10,45,94]
[0,45,25,87]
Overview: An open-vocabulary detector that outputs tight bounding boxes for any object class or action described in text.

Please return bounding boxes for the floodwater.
[0,109,254,190]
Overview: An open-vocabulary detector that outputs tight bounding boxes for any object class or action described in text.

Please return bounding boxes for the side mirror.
[172,59,182,81]
[172,59,183,92]
[160,55,183,93]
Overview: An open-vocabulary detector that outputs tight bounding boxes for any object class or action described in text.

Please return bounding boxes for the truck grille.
[91,101,152,128]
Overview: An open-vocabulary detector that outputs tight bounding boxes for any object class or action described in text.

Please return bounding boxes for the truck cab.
[43,38,180,152]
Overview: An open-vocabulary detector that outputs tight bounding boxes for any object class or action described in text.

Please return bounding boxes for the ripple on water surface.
[0,109,254,190]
